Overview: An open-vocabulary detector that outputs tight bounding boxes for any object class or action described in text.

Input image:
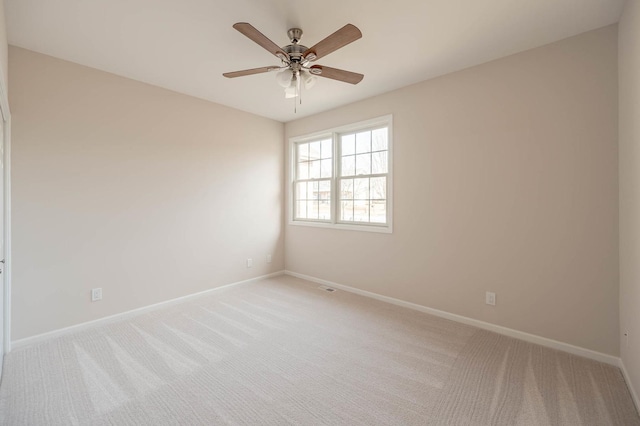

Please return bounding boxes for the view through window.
[295,138,333,220]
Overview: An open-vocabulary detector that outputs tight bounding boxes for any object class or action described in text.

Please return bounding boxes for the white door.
[0,117,4,376]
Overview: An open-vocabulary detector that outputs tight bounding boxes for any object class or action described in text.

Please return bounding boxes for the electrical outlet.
[266,254,272,263]
[246,258,253,268]
[485,291,496,306]
[91,288,102,302]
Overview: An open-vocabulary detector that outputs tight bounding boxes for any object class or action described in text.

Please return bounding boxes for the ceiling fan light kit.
[223,22,364,111]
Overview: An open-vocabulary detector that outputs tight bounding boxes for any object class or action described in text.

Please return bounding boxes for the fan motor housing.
[283,44,309,63]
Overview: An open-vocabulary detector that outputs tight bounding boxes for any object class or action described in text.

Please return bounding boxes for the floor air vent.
[318,285,336,292]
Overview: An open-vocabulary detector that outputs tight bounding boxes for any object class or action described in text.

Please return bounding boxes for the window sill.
[288,219,392,234]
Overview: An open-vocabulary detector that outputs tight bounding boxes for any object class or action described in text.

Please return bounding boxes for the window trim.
[288,115,393,234]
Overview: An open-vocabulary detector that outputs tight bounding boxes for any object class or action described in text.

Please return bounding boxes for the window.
[290,115,392,233]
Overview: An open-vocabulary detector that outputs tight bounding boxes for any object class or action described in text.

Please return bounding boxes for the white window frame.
[288,115,393,234]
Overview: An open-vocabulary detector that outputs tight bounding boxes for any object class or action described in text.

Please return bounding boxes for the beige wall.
[9,47,284,340]
[285,26,619,356]
[619,0,640,403]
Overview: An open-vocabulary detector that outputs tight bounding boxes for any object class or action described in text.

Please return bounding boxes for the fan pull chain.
[294,76,300,113]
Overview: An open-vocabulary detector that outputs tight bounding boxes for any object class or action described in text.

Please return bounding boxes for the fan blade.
[303,24,362,61]
[309,65,363,84]
[223,66,281,78]
[233,23,289,60]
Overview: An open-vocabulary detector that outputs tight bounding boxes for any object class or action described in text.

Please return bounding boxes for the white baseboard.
[284,270,620,367]
[620,359,640,414]
[11,271,285,350]
[11,268,626,370]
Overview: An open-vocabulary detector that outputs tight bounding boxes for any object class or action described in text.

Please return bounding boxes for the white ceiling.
[5,0,625,122]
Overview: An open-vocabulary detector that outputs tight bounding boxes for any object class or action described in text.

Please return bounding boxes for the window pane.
[296,200,307,218]
[354,200,370,222]
[370,200,387,223]
[321,139,332,159]
[372,151,388,174]
[296,182,308,200]
[356,131,371,154]
[309,141,321,161]
[342,134,355,156]
[309,160,321,179]
[354,178,369,200]
[307,200,319,219]
[298,161,309,179]
[319,200,331,220]
[370,177,386,200]
[298,143,309,162]
[311,181,319,199]
[310,181,317,200]
[341,200,354,221]
[340,179,354,199]
[341,155,355,177]
[355,153,371,175]
[372,128,388,151]
[321,159,332,178]
[319,180,331,200]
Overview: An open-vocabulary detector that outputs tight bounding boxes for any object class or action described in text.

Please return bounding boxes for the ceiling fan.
[223,22,364,100]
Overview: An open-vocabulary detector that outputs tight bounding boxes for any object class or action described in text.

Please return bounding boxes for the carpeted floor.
[1,275,638,425]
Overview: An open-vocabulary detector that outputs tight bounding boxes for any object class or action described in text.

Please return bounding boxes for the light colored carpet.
[0,275,638,425]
